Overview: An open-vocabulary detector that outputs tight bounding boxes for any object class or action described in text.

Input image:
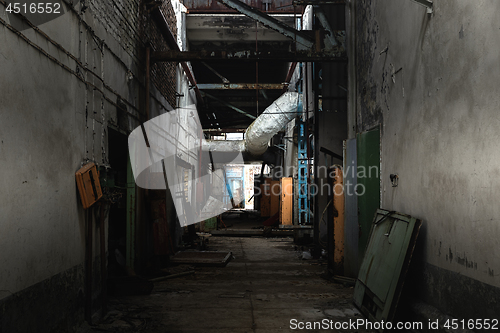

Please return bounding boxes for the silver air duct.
[202,92,300,156]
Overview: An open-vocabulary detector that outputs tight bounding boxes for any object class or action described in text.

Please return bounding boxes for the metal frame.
[217,0,315,49]
[151,49,346,62]
[297,119,309,225]
[197,83,286,90]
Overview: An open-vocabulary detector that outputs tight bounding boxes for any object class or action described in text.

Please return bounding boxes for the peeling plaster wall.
[352,0,500,318]
[0,0,181,331]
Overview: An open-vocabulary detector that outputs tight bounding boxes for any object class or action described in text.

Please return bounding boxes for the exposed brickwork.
[88,0,143,62]
[88,0,178,109]
[149,1,178,108]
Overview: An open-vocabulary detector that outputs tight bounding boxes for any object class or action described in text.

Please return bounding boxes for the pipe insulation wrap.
[202,140,245,152]
[201,92,300,156]
[245,92,300,156]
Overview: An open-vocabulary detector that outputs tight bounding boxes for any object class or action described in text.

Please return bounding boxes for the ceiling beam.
[151,47,346,62]
[150,8,204,104]
[198,83,286,90]
[217,0,314,49]
[202,118,253,129]
[293,0,345,4]
[203,128,246,133]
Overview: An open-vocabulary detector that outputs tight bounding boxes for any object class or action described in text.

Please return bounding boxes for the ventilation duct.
[202,92,300,157]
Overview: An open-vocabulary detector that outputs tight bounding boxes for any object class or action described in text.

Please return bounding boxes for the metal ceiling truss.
[151,48,346,62]
[201,91,257,120]
[217,0,315,49]
[197,83,286,90]
[292,0,345,4]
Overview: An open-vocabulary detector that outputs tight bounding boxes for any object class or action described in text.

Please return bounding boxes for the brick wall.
[88,0,178,109]
[88,0,142,62]
[149,0,178,108]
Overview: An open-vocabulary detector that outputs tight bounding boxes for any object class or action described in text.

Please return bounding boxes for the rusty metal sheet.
[353,209,421,327]
[170,251,233,266]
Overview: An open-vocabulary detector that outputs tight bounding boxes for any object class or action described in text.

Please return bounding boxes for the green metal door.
[356,127,380,258]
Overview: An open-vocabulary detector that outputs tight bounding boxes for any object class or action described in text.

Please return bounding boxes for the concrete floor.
[86,235,374,333]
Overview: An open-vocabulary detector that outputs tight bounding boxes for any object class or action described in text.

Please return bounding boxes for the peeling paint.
[355,0,383,132]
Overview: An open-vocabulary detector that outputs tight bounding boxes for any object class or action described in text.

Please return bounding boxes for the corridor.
[2,0,499,331]
[86,235,368,333]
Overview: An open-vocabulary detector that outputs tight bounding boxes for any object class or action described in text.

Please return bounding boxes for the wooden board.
[280,177,293,225]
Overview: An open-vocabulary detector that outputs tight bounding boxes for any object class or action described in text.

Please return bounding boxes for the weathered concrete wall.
[351,0,500,318]
[317,4,347,250]
[0,0,180,330]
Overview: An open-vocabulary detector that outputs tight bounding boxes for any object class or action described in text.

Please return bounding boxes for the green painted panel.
[357,127,380,258]
[204,217,217,231]
[354,209,421,324]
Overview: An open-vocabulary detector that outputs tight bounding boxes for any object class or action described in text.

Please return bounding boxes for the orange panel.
[280,177,293,225]
[332,167,344,267]
[75,162,103,209]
